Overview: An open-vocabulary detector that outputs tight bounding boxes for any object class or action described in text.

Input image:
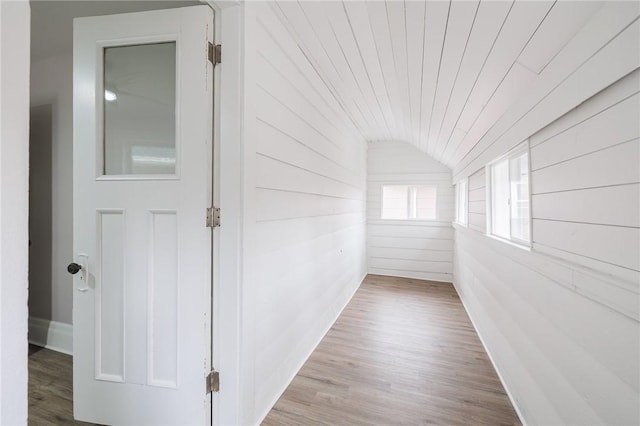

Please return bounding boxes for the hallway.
[28,275,519,425]
[263,275,520,425]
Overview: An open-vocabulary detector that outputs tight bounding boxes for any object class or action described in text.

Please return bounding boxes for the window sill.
[485,233,531,252]
[453,222,639,321]
[452,222,531,251]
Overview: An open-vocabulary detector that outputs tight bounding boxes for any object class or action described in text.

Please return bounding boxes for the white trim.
[255,273,366,425]
[485,233,532,252]
[454,177,468,226]
[368,270,453,284]
[28,317,73,356]
[486,140,532,247]
[486,139,529,166]
[203,2,245,426]
[0,2,30,423]
[451,281,528,426]
[484,165,492,235]
[369,219,453,226]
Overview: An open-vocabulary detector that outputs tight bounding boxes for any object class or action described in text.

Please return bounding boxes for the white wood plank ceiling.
[272,0,604,170]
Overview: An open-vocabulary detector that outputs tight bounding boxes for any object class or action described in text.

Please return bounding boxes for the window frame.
[455,178,468,226]
[486,141,532,248]
[380,184,438,221]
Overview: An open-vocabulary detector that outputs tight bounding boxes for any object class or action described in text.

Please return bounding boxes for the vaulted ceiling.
[272,1,604,170]
[31,0,609,172]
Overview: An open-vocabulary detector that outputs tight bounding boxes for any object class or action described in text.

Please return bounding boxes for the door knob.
[67,262,82,275]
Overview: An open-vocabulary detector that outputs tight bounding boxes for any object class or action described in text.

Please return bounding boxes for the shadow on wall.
[29,104,53,322]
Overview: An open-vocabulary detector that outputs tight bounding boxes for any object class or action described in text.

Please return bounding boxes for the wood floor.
[28,345,94,425]
[28,275,520,425]
[262,274,521,426]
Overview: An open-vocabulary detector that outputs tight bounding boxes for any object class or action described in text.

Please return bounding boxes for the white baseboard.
[28,317,73,356]
[255,272,366,425]
[451,281,528,426]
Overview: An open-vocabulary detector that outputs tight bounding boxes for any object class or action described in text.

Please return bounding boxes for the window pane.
[382,185,436,220]
[456,181,467,225]
[510,153,530,242]
[491,160,510,238]
[104,42,176,175]
[382,185,408,219]
[414,186,437,220]
[456,184,460,222]
[463,182,468,224]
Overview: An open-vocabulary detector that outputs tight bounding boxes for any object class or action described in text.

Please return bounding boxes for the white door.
[72,6,214,425]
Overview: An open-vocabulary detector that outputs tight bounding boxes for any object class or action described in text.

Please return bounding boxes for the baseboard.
[255,272,366,425]
[28,316,73,356]
[451,281,528,426]
[367,269,453,284]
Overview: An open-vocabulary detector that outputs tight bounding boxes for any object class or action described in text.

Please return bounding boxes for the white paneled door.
[72,6,213,425]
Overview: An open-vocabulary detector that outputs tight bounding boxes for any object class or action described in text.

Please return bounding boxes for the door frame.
[0,1,246,425]
[0,1,30,424]
[204,2,244,425]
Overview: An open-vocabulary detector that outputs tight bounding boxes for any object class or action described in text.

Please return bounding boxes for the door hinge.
[206,207,220,228]
[206,370,220,394]
[208,42,221,66]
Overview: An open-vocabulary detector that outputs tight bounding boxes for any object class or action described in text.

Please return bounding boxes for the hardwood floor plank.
[262,274,521,426]
[28,345,95,426]
[28,274,519,425]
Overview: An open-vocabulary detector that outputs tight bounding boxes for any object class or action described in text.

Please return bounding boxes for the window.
[488,143,530,245]
[455,179,468,226]
[381,185,437,220]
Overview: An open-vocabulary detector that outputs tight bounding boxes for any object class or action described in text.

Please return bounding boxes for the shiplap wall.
[243,3,368,424]
[530,71,640,279]
[453,1,639,181]
[454,69,639,424]
[367,141,453,282]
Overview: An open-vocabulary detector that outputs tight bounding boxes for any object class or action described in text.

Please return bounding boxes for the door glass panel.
[104,42,176,175]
